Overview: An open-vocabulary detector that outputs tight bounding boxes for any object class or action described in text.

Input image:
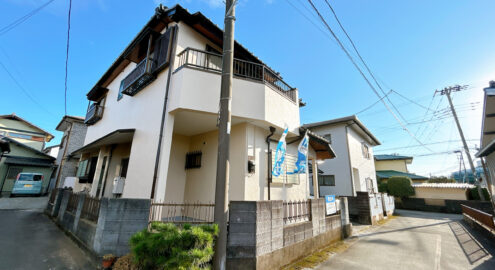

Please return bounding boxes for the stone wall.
[47,191,150,257]
[381,193,395,216]
[227,199,346,269]
[347,192,386,225]
[396,197,493,214]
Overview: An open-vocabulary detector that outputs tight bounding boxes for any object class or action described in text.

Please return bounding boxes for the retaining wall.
[227,198,349,269]
[46,190,150,257]
[396,197,493,214]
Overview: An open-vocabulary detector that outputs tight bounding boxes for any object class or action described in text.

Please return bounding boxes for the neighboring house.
[43,145,59,158]
[375,154,428,183]
[476,81,495,197]
[51,116,87,191]
[68,5,335,202]
[0,114,55,196]
[304,115,381,197]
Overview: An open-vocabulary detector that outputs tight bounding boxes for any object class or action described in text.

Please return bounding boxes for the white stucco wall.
[347,126,378,193]
[309,124,353,196]
[375,160,408,172]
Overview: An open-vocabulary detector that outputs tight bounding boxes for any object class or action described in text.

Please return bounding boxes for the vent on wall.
[185,151,202,169]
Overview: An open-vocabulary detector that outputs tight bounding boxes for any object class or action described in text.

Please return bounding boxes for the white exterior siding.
[346,126,378,193]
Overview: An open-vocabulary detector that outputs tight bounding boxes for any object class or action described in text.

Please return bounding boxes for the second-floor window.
[362,142,370,159]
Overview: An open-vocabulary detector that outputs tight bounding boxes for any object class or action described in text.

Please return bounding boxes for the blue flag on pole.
[272,127,289,177]
[288,131,309,175]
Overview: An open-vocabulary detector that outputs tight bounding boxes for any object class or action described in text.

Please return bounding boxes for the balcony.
[176,48,298,103]
[121,31,172,96]
[85,103,104,125]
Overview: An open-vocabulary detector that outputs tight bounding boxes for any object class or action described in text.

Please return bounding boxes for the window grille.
[185,151,202,169]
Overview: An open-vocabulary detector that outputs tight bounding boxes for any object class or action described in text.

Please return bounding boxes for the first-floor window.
[319,175,335,186]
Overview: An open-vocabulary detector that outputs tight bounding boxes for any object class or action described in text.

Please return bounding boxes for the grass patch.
[281,240,351,270]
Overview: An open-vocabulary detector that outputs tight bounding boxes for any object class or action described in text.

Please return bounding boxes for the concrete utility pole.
[213,0,236,269]
[437,85,485,200]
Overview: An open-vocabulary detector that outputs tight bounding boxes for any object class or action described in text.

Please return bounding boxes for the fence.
[177,48,297,102]
[80,195,101,223]
[283,200,311,225]
[66,192,80,214]
[462,204,495,230]
[149,201,215,224]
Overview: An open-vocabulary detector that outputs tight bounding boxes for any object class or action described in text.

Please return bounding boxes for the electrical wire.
[306,0,433,152]
[321,0,409,123]
[64,0,72,116]
[0,59,56,116]
[355,90,392,115]
[0,0,56,36]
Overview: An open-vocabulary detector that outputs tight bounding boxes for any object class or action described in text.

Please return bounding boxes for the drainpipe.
[150,25,178,200]
[266,126,276,200]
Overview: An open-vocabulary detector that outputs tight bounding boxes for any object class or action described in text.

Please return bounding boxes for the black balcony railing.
[121,57,155,96]
[177,48,298,103]
[84,103,104,125]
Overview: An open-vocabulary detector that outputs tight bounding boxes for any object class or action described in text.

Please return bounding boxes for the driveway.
[316,209,495,270]
[0,197,96,270]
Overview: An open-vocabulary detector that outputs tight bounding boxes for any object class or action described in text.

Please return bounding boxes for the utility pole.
[436,85,485,200]
[213,1,236,269]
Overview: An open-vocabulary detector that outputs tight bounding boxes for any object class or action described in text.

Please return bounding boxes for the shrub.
[130,222,219,270]
[113,254,138,270]
[428,176,456,183]
[468,187,490,201]
[387,176,415,198]
[378,182,388,193]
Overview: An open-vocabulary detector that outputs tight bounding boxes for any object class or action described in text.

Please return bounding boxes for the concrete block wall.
[93,198,151,256]
[48,191,150,257]
[228,198,344,269]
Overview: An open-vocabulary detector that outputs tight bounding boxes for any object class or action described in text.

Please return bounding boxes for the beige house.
[476,81,495,198]
[375,154,428,183]
[67,5,335,203]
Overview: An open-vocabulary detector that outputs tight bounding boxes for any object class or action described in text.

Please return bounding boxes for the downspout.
[266,126,276,200]
[150,25,178,200]
[345,124,355,196]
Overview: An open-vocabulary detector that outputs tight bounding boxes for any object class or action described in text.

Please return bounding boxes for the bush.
[378,182,388,193]
[130,222,219,270]
[428,176,456,183]
[113,254,138,270]
[468,187,490,201]
[387,176,415,198]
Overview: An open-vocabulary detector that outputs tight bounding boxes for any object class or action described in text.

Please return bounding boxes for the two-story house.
[375,154,428,183]
[304,115,380,197]
[69,5,335,203]
[476,81,495,199]
[0,114,55,196]
[52,115,87,191]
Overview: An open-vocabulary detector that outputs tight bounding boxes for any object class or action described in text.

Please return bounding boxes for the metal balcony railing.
[121,57,155,96]
[84,103,104,125]
[177,48,298,103]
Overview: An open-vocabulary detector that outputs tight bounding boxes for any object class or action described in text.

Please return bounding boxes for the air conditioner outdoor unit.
[112,176,125,194]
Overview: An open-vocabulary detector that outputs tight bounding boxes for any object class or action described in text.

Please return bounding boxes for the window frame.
[319,175,336,186]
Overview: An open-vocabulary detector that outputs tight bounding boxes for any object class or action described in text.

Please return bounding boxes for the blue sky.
[1,0,494,177]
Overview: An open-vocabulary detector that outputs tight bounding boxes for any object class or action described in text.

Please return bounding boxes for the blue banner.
[272,127,289,177]
[287,131,309,175]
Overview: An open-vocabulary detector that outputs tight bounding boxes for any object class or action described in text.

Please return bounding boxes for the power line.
[355,90,392,115]
[0,59,55,116]
[64,0,72,115]
[306,0,433,152]
[322,0,409,123]
[0,0,56,36]
[374,139,479,152]
[391,90,431,111]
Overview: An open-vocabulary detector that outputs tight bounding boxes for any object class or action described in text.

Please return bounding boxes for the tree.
[387,176,415,198]
[428,176,456,183]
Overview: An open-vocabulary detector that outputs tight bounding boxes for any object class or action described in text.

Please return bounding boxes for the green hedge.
[387,176,415,198]
[378,182,388,193]
[468,187,490,201]
[130,222,219,270]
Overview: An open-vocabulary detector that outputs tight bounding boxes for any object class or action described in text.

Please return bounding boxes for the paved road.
[317,209,495,270]
[0,200,96,269]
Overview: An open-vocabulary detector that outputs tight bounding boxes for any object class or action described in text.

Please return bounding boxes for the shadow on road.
[358,220,454,238]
